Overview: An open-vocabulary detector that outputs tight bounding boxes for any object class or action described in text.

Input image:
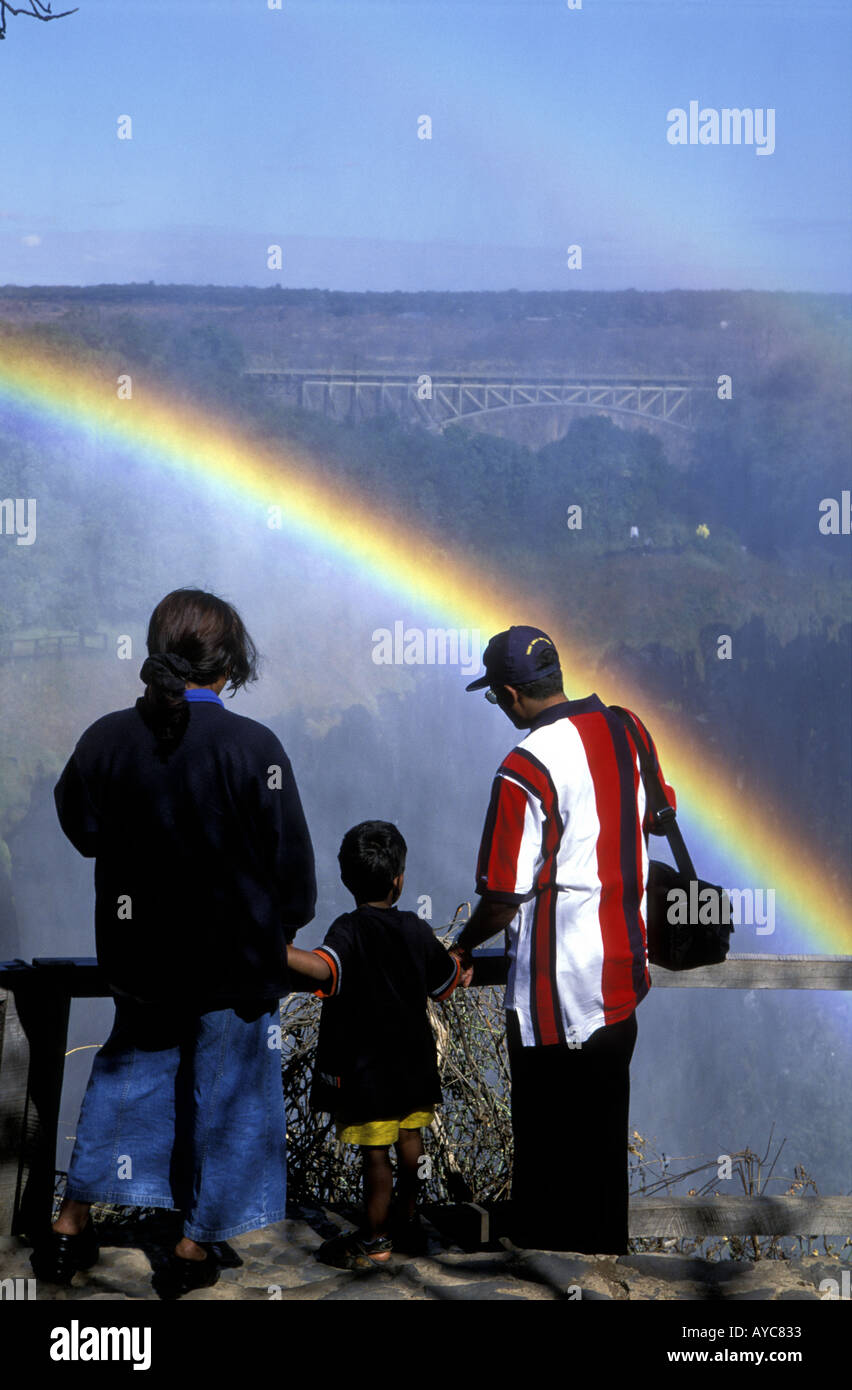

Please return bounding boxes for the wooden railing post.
[0,959,106,1238]
[0,977,30,1236]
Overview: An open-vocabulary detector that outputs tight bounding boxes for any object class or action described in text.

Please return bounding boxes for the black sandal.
[151,1247,221,1300]
[30,1220,100,1286]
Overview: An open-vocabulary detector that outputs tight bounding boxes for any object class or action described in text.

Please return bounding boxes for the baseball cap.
[465,626,562,692]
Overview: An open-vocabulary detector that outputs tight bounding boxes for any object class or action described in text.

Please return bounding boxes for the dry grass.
[627,1125,850,1262]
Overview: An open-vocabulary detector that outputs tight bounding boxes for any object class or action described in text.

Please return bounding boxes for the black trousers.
[506,1009,638,1255]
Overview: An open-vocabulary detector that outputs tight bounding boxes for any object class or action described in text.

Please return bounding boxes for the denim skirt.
[64,996,287,1242]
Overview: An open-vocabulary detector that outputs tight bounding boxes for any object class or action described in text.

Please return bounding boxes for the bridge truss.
[244,368,705,431]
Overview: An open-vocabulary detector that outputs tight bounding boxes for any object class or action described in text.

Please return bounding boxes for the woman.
[33,588,316,1298]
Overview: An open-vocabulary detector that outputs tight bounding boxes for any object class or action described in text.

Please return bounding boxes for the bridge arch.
[244,368,708,432]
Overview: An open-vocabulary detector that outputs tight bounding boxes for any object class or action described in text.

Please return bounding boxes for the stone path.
[0,1207,844,1301]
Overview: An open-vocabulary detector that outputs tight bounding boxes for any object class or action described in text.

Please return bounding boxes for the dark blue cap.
[465,626,562,691]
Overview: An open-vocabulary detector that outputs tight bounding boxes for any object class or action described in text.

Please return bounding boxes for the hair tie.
[140,652,193,696]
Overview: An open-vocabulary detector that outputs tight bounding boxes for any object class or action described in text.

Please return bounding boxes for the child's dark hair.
[338,821,407,903]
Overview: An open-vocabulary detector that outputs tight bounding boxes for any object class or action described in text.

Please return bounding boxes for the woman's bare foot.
[174,1236,207,1261]
[53,1198,91,1236]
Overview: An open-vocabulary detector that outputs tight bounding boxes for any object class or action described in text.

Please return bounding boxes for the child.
[286,820,468,1268]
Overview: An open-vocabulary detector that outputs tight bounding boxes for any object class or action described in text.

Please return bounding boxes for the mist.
[1,407,849,1196]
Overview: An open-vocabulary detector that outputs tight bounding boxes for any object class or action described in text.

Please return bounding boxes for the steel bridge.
[243,367,706,431]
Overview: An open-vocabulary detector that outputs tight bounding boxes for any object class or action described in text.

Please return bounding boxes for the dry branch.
[0,3,78,40]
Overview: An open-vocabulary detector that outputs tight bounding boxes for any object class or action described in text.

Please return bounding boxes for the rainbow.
[1,328,849,954]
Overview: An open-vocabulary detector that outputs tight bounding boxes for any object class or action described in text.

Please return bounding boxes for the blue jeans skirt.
[64,997,287,1242]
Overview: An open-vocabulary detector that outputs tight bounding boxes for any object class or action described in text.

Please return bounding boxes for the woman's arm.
[250,739,317,939]
[54,752,100,857]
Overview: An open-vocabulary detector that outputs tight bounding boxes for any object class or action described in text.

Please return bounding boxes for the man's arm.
[451,898,518,969]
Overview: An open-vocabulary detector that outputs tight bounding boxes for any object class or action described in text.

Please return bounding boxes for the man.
[451,626,675,1254]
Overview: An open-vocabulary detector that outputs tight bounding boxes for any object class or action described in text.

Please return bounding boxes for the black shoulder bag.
[611,706,733,971]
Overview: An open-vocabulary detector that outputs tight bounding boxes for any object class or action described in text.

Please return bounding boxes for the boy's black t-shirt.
[309,905,461,1125]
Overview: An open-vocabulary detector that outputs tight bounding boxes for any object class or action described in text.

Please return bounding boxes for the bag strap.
[610,705,698,881]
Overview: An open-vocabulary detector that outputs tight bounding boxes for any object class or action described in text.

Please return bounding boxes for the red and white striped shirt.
[476,695,676,1046]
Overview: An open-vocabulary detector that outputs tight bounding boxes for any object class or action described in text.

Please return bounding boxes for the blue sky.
[0,0,849,290]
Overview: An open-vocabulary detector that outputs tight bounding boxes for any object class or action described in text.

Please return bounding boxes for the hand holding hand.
[450,943,474,988]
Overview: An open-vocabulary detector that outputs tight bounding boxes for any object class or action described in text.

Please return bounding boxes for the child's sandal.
[318,1229,392,1270]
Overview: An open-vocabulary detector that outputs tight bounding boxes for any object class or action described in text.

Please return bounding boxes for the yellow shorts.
[336,1110,435,1146]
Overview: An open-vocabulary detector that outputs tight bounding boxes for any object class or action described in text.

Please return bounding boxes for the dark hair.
[139,588,259,755]
[338,821,407,903]
[514,670,564,700]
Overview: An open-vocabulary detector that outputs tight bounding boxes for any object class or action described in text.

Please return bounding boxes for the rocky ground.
[0,1205,845,1302]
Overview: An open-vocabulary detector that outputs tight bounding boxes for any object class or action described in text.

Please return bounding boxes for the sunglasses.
[485,689,499,704]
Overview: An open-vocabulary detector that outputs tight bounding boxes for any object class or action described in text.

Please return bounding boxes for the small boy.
[286,820,468,1268]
